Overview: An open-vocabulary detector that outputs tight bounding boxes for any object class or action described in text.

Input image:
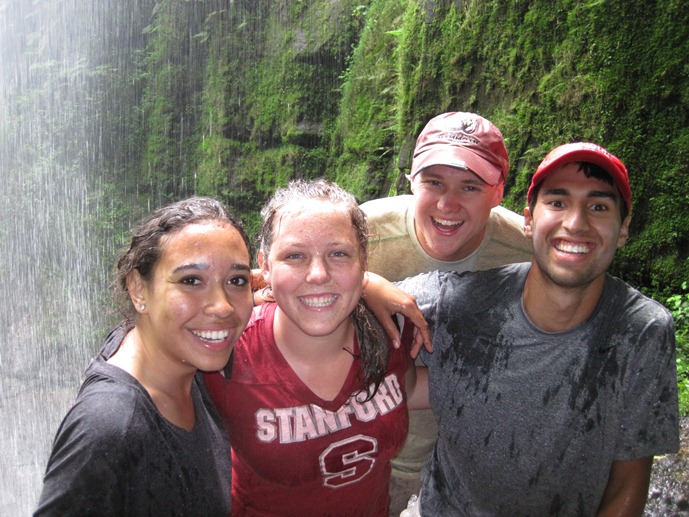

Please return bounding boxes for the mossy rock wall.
[135,0,689,292]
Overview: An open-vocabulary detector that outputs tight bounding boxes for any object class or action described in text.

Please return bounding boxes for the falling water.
[0,1,144,513]
[0,0,349,512]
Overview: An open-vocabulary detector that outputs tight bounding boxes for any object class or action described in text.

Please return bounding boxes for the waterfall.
[0,0,142,512]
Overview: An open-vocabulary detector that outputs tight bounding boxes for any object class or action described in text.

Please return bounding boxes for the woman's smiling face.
[260,200,365,340]
[131,221,253,373]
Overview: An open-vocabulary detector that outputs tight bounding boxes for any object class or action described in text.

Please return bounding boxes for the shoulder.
[43,372,145,483]
[443,264,528,304]
[486,207,530,247]
[66,372,146,443]
[602,277,675,348]
[606,275,673,325]
[397,264,527,315]
[237,303,275,350]
[491,205,525,225]
[404,263,527,291]
[360,195,412,220]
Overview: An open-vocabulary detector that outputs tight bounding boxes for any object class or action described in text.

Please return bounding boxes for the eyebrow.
[542,187,618,201]
[421,171,484,184]
[172,262,251,274]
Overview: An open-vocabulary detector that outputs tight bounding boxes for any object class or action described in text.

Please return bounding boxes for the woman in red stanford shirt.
[205,179,423,516]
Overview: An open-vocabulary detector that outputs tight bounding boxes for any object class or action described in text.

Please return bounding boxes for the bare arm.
[405,365,429,410]
[362,272,432,356]
[596,457,653,517]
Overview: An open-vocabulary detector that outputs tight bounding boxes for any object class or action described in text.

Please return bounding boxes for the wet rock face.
[645,417,689,516]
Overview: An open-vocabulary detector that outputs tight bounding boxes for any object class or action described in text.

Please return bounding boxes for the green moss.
[133,0,689,297]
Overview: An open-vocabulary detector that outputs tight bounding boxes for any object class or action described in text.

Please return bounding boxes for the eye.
[228,275,249,287]
[180,275,202,286]
[546,199,566,208]
[421,179,444,189]
[590,203,609,212]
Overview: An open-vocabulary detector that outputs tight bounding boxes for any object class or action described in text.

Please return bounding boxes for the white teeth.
[192,329,229,342]
[555,242,591,254]
[432,217,462,227]
[300,295,337,308]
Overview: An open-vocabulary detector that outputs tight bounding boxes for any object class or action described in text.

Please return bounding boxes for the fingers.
[251,268,265,290]
[380,317,401,349]
[393,298,432,356]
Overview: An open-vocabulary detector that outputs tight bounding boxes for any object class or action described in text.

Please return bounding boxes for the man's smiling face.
[524,163,630,290]
[410,164,503,262]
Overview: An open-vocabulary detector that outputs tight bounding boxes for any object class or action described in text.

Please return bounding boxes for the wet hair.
[259,179,389,399]
[528,162,629,220]
[113,196,250,318]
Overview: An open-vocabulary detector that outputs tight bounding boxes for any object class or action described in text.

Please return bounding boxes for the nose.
[437,190,462,213]
[562,205,590,233]
[306,256,330,284]
[205,284,236,318]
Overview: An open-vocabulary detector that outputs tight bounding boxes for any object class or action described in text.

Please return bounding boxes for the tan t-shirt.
[360,194,532,478]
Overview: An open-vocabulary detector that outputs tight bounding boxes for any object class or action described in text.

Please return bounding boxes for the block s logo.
[319,434,377,488]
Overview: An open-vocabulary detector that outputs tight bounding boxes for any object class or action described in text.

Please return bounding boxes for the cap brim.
[410,148,503,185]
[529,147,632,211]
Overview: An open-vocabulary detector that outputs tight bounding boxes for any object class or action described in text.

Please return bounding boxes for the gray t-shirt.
[35,325,232,516]
[397,263,679,516]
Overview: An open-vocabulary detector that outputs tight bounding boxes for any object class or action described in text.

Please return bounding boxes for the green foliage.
[132,0,689,302]
[665,283,689,416]
[20,0,685,417]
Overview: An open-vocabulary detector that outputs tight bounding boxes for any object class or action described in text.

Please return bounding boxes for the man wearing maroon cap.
[360,112,532,512]
[384,142,679,516]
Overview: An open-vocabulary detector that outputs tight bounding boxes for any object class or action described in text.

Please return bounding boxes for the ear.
[257,250,271,285]
[523,206,533,239]
[491,183,505,207]
[409,176,419,194]
[126,269,148,312]
[617,216,631,248]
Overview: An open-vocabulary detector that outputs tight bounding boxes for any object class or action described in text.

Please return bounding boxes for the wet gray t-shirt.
[35,325,232,516]
[397,263,679,516]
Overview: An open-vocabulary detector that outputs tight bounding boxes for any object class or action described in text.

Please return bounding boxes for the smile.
[554,240,593,254]
[191,329,230,343]
[432,217,463,230]
[299,294,338,308]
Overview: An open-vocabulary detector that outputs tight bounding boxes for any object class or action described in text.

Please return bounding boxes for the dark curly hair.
[113,196,250,319]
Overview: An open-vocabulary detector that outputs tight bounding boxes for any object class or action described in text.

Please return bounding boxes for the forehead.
[160,221,249,260]
[416,164,486,184]
[272,201,357,243]
[539,163,620,199]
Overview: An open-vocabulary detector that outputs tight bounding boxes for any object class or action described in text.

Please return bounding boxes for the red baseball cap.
[527,142,632,212]
[409,112,509,185]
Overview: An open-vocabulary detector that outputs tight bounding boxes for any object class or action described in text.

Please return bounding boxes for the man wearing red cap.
[388,142,679,515]
[360,112,532,511]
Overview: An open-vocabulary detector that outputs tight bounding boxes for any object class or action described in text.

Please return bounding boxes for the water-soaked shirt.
[397,263,679,516]
[34,324,232,517]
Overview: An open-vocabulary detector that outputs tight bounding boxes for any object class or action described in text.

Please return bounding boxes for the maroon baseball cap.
[527,142,632,212]
[409,112,509,185]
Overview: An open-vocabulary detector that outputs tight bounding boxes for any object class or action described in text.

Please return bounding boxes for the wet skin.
[410,164,503,261]
[131,221,254,376]
[260,200,365,343]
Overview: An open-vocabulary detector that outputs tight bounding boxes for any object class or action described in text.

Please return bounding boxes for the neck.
[108,327,196,429]
[272,308,356,401]
[522,262,605,332]
[273,308,355,361]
